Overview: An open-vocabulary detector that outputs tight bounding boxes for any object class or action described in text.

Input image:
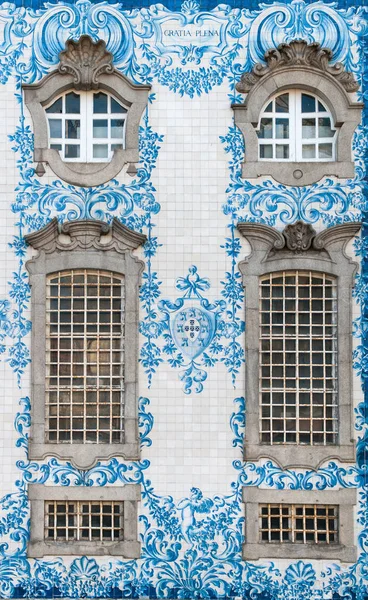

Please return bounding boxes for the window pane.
[318,101,326,112]
[319,143,333,159]
[65,144,80,159]
[93,144,108,158]
[302,144,316,159]
[275,118,289,139]
[260,144,273,158]
[302,94,316,113]
[93,119,108,138]
[49,119,62,138]
[65,92,80,114]
[111,97,127,113]
[94,92,108,113]
[111,144,123,151]
[275,93,289,113]
[66,120,80,139]
[302,118,316,139]
[319,118,334,138]
[51,144,62,151]
[46,98,63,114]
[259,118,273,139]
[111,119,125,138]
[264,101,272,113]
[276,144,289,159]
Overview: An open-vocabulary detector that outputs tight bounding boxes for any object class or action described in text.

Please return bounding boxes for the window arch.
[237,220,361,468]
[257,91,337,162]
[46,90,128,162]
[232,40,363,186]
[23,36,151,187]
[25,218,146,469]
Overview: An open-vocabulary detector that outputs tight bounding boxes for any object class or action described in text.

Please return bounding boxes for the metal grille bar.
[259,503,338,544]
[45,501,124,541]
[46,269,125,444]
[260,270,338,445]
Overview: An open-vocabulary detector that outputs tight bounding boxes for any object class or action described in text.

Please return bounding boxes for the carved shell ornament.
[283,221,316,253]
[236,39,359,94]
[58,35,114,90]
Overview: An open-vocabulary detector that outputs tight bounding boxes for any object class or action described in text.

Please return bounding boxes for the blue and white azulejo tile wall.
[0,0,366,597]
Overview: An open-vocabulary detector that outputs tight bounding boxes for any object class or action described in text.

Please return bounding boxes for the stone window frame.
[232,40,363,187]
[237,220,361,468]
[243,487,356,562]
[28,483,141,558]
[22,35,151,187]
[25,218,146,469]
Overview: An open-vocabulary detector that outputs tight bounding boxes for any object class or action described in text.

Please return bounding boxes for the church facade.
[0,0,366,597]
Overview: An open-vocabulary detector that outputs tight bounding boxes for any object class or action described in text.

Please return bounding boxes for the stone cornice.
[236,40,359,94]
[25,218,147,254]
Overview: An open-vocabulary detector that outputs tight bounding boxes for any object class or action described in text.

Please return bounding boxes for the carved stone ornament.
[58,35,114,90]
[25,217,147,255]
[283,221,316,253]
[236,40,359,94]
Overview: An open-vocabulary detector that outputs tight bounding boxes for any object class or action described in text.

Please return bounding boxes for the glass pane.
[259,118,272,139]
[319,118,334,138]
[93,144,108,158]
[302,144,316,159]
[65,144,80,159]
[94,92,108,113]
[319,143,333,159]
[111,119,125,138]
[93,119,108,138]
[260,144,273,158]
[276,144,289,159]
[65,92,80,114]
[302,118,316,138]
[318,101,326,112]
[49,119,62,138]
[264,101,272,113]
[111,97,127,113]
[50,144,62,151]
[275,93,289,113]
[275,118,289,139]
[46,98,62,114]
[111,143,123,151]
[302,94,316,113]
[65,120,80,139]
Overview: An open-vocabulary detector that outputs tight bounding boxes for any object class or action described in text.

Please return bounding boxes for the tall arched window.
[46,91,127,162]
[257,91,336,162]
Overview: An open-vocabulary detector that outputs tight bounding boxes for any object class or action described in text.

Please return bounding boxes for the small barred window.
[46,269,124,444]
[46,501,124,541]
[260,271,338,445]
[259,503,338,544]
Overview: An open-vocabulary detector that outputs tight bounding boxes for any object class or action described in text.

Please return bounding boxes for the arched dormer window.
[257,90,336,162]
[232,40,363,186]
[23,36,151,187]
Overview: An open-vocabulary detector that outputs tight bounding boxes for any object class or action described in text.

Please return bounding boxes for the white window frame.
[46,91,127,163]
[257,90,337,163]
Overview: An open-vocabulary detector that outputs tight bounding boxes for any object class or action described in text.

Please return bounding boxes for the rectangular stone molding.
[243,487,357,562]
[25,218,146,469]
[28,484,141,558]
[237,221,361,468]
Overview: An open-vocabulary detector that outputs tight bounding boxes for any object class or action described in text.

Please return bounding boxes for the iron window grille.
[46,269,125,444]
[259,503,338,544]
[45,500,124,542]
[259,270,338,445]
